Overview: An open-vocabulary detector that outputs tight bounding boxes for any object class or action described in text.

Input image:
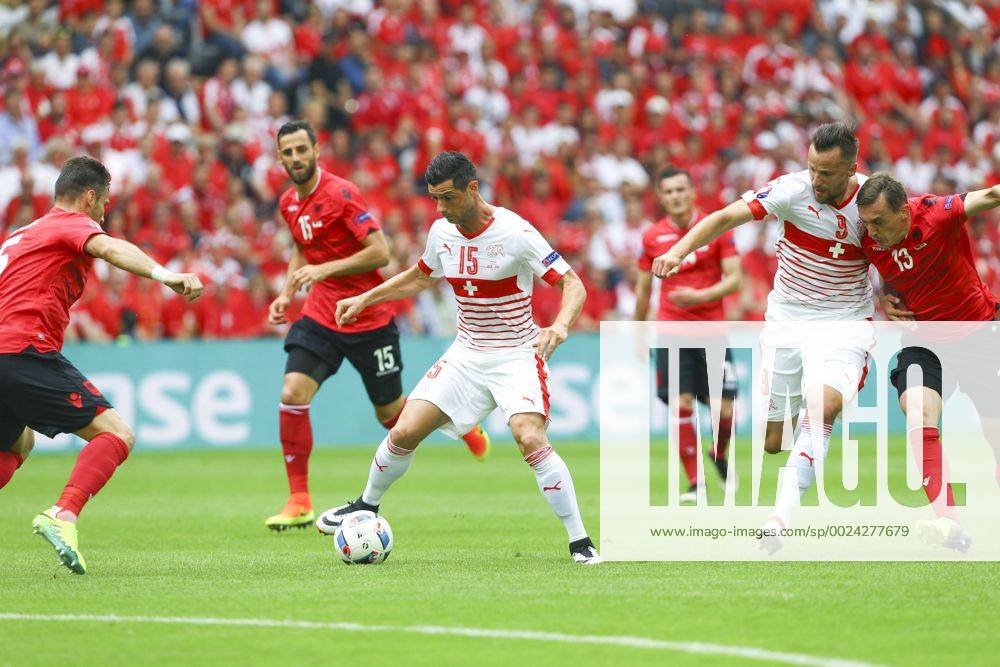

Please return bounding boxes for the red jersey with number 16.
[0,208,106,354]
[278,169,393,333]
[862,193,998,321]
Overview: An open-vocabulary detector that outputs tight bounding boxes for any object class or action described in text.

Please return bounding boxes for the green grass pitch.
[1,441,998,666]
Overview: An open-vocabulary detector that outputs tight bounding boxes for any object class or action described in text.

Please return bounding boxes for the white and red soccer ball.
[333,511,393,564]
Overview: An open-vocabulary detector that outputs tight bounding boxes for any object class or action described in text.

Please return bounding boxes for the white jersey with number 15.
[417,207,571,351]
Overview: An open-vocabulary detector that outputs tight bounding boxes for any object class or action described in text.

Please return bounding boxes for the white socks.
[772,418,832,527]
[361,435,414,506]
[525,445,587,542]
[789,418,833,498]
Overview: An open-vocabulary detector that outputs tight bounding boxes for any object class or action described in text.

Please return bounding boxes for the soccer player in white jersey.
[315,152,601,564]
[652,122,871,550]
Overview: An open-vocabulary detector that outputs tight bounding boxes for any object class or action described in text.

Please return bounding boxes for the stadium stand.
[0,0,997,340]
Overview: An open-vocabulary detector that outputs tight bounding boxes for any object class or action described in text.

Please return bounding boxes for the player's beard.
[288,160,316,184]
[814,179,849,205]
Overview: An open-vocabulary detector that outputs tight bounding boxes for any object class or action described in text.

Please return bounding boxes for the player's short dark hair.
[810,121,859,161]
[53,155,111,200]
[657,166,692,186]
[424,151,477,190]
[276,119,317,145]
[857,173,908,211]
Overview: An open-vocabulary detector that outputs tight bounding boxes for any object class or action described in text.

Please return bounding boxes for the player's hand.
[268,294,292,325]
[881,294,915,321]
[534,323,568,360]
[163,272,204,302]
[336,295,368,326]
[652,250,685,278]
[289,263,330,292]
[668,287,705,308]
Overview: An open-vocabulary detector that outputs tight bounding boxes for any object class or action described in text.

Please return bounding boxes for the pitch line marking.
[0,613,886,667]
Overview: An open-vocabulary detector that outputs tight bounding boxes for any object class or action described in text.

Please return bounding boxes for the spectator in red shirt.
[200,0,251,59]
[65,67,114,130]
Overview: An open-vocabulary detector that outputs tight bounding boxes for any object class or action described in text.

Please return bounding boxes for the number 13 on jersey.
[892,248,913,272]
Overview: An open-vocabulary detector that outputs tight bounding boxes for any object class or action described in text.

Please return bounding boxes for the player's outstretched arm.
[84,234,204,301]
[288,231,390,292]
[651,200,754,278]
[964,184,1000,217]
[336,263,437,327]
[535,269,586,360]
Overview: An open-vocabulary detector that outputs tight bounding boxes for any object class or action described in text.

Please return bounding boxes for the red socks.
[56,433,130,516]
[712,415,733,461]
[677,407,700,485]
[0,451,24,489]
[908,426,956,520]
[280,403,313,496]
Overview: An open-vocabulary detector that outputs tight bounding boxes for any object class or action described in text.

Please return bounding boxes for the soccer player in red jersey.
[858,173,1000,551]
[634,167,742,503]
[0,156,204,573]
[265,121,489,531]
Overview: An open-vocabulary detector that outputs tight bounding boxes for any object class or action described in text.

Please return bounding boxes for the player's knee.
[280,382,312,406]
[113,423,137,450]
[919,402,939,427]
[513,429,547,456]
[719,401,735,423]
[822,393,843,424]
[388,424,420,451]
[764,428,784,455]
[12,428,34,457]
[677,393,695,413]
[85,409,136,450]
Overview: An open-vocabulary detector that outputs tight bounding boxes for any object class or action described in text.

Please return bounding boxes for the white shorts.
[408,341,550,439]
[759,321,873,422]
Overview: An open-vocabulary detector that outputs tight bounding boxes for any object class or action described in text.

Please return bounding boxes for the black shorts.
[0,347,113,450]
[655,348,738,405]
[891,345,1000,417]
[284,316,403,406]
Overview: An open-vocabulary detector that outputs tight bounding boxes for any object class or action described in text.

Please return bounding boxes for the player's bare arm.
[289,230,391,293]
[963,184,1000,217]
[651,200,754,278]
[268,243,306,325]
[336,263,437,327]
[535,269,586,361]
[668,255,743,308]
[83,234,204,301]
[633,269,653,321]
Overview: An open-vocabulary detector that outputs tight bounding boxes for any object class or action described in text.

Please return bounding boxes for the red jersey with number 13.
[0,208,106,353]
[278,169,393,333]
[637,216,737,320]
[862,193,997,321]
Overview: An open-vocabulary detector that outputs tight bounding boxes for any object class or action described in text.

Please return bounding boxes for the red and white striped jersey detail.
[418,207,572,350]
[741,169,873,319]
[446,275,521,299]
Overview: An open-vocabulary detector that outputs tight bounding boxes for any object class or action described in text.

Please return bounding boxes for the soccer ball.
[333,510,393,564]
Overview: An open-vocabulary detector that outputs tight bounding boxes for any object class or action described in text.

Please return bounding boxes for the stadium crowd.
[0,0,997,340]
